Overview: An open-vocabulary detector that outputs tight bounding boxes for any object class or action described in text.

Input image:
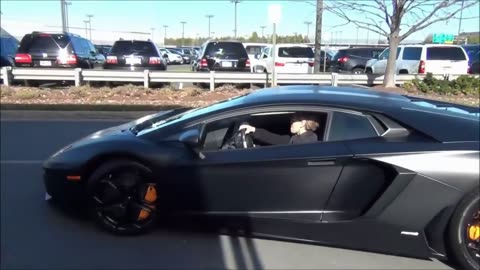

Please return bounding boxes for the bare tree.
[326,0,478,88]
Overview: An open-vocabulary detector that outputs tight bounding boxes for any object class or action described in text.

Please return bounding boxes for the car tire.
[86,159,158,235]
[352,68,364,74]
[447,188,480,270]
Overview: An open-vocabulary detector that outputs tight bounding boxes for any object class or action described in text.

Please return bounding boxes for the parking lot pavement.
[0,113,453,270]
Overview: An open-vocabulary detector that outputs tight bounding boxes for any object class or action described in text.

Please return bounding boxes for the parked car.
[0,35,18,67]
[242,42,269,72]
[461,44,480,65]
[366,44,470,75]
[14,31,99,69]
[159,48,183,64]
[468,51,480,74]
[43,85,479,270]
[104,40,167,71]
[253,44,314,74]
[95,45,112,58]
[192,40,250,72]
[329,47,385,74]
[169,48,192,64]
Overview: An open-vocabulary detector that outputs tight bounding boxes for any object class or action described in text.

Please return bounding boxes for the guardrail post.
[1,67,12,86]
[331,73,338,86]
[144,69,150,89]
[74,68,82,87]
[209,71,215,91]
[265,72,269,88]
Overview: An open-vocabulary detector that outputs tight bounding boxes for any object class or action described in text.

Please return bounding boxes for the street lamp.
[83,20,89,37]
[206,15,214,39]
[260,25,266,38]
[60,0,66,32]
[304,21,312,42]
[268,4,281,86]
[231,0,241,39]
[151,27,155,41]
[180,21,186,46]
[86,14,94,40]
[163,25,168,46]
[65,1,71,32]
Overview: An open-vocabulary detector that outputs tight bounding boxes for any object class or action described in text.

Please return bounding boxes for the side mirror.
[163,54,169,58]
[179,129,200,147]
[254,54,260,59]
[262,54,268,59]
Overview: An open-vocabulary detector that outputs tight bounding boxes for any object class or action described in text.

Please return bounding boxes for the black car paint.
[192,41,250,72]
[104,40,167,71]
[15,32,98,69]
[43,85,479,262]
[330,48,385,73]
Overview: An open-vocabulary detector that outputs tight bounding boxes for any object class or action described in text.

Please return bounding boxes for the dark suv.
[192,41,250,72]
[104,40,167,71]
[1,36,18,67]
[14,32,98,69]
[330,47,385,74]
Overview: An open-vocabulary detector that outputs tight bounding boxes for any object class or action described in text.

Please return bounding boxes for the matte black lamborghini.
[43,86,480,270]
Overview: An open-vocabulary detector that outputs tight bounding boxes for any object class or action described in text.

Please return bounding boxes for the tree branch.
[400,0,478,40]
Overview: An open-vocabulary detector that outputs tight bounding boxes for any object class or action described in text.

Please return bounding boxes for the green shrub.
[405,73,479,95]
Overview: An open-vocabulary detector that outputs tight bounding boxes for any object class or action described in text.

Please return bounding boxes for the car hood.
[366,58,378,67]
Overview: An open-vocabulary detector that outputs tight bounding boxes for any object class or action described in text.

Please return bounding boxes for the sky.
[1,0,479,43]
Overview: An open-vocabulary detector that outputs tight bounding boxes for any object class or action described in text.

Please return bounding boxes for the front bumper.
[44,169,87,203]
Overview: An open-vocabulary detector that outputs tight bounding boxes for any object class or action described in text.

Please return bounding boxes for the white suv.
[253,44,314,74]
[365,44,469,75]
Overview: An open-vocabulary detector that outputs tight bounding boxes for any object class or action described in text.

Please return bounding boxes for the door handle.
[307,159,336,166]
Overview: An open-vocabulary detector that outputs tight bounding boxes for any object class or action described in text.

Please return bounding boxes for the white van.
[366,44,469,75]
[254,44,314,74]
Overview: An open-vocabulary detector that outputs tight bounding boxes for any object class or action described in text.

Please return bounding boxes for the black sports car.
[43,86,480,270]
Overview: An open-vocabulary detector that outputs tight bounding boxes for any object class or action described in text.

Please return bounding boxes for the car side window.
[402,47,422,60]
[378,48,401,60]
[327,112,378,141]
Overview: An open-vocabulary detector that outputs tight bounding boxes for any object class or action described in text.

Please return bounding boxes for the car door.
[371,48,389,74]
[168,108,353,222]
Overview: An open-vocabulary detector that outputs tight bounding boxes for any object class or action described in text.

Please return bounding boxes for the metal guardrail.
[0,66,474,90]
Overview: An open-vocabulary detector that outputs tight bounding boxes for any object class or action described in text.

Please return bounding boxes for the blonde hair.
[292,113,320,131]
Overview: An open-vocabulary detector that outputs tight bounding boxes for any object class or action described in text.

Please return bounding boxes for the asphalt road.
[0,111,453,270]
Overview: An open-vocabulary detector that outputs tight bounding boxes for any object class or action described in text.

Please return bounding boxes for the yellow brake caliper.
[138,184,157,221]
[468,224,480,241]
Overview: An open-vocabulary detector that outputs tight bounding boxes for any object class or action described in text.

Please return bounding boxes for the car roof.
[399,44,466,48]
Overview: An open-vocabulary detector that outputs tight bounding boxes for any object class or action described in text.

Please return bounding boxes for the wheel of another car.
[86,159,158,235]
[447,189,480,270]
[352,68,364,74]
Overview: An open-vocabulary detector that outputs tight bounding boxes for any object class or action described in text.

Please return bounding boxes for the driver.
[239,113,319,145]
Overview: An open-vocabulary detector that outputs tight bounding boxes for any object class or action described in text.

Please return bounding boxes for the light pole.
[180,21,186,46]
[206,15,213,39]
[86,14,93,40]
[231,0,241,39]
[60,0,67,32]
[356,27,359,44]
[83,20,89,37]
[65,1,71,32]
[304,21,312,42]
[260,25,266,38]
[150,28,155,41]
[163,25,168,46]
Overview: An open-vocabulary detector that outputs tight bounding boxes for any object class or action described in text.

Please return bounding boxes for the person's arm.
[252,128,291,145]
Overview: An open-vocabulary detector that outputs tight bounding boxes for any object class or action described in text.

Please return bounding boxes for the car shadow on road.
[46,194,265,270]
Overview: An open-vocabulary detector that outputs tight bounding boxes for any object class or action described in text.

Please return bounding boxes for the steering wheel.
[221,128,255,150]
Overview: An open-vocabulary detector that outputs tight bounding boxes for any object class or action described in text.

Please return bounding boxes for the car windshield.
[205,42,248,59]
[278,47,314,58]
[136,93,249,135]
[110,41,157,55]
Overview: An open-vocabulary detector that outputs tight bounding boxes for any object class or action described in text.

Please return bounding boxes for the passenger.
[239,113,319,145]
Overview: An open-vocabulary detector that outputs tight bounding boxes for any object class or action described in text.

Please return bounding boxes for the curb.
[0,103,189,111]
